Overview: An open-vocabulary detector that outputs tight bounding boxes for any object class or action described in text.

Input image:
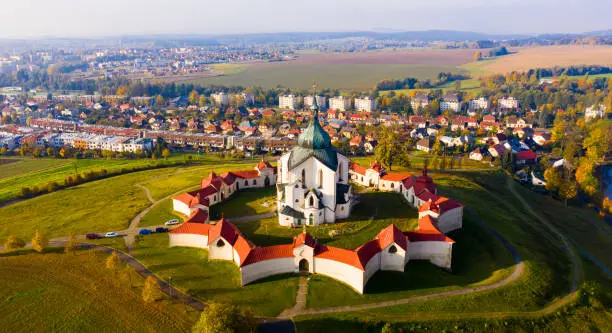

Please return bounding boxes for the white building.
[498,97,519,109]
[329,96,351,111]
[468,97,489,111]
[304,95,326,109]
[211,92,230,105]
[279,95,300,110]
[585,105,606,120]
[354,97,377,112]
[440,93,461,112]
[276,99,353,226]
[411,93,429,110]
[240,93,255,106]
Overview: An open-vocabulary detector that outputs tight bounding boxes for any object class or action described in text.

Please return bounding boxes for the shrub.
[105,251,122,271]
[142,276,161,303]
[192,302,256,333]
[4,235,26,250]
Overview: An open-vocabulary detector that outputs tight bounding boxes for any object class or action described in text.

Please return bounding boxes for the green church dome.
[288,91,338,170]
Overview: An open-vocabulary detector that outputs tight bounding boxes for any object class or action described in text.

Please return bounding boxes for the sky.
[1,0,611,38]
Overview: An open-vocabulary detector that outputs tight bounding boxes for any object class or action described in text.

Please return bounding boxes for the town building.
[279,95,300,110]
[440,93,461,112]
[411,93,429,110]
[329,96,351,111]
[304,95,326,109]
[211,92,229,105]
[468,97,489,111]
[354,97,377,112]
[498,97,519,110]
[585,105,606,120]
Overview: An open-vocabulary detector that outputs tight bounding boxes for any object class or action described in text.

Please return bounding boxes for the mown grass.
[129,233,300,317]
[0,248,198,332]
[140,198,186,227]
[209,186,276,219]
[0,157,69,180]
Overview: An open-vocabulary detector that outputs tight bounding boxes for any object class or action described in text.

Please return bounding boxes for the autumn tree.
[374,127,407,171]
[142,276,161,303]
[3,235,26,250]
[192,302,256,333]
[32,230,49,253]
[65,232,78,254]
[162,148,171,159]
[473,51,482,61]
[116,85,128,96]
[189,90,199,105]
[105,251,122,272]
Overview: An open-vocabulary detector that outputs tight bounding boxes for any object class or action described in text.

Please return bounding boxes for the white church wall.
[363,252,381,284]
[240,258,296,285]
[379,180,401,193]
[169,234,209,249]
[380,244,406,271]
[208,237,234,261]
[172,199,191,217]
[314,258,366,294]
[407,241,452,270]
[335,203,351,219]
[436,207,463,233]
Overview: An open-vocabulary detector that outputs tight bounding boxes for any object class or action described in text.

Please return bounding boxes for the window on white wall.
[317,169,323,188]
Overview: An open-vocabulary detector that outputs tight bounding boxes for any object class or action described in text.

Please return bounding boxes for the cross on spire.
[310,81,319,116]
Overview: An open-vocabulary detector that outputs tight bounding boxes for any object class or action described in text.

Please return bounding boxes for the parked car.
[165,219,180,226]
[155,227,169,233]
[105,232,119,238]
[138,229,153,235]
[86,233,101,240]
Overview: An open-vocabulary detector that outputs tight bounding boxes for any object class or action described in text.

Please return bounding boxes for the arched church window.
[338,163,343,181]
[389,245,397,253]
[309,196,314,207]
[244,180,248,186]
[217,239,225,247]
[301,169,306,186]
[317,169,323,188]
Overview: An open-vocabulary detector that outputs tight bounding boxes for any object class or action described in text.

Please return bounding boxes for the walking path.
[278,276,309,318]
[506,176,582,291]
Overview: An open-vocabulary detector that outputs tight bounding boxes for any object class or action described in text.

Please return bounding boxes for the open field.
[0,249,197,332]
[209,186,276,219]
[184,49,475,90]
[0,157,69,180]
[128,233,300,317]
[481,45,612,74]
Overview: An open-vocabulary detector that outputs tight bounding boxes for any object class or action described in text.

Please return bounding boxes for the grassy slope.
[0,158,69,180]
[209,186,276,219]
[0,249,197,333]
[128,233,300,317]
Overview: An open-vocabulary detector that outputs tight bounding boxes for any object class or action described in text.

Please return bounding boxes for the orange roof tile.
[241,244,294,266]
[293,233,316,248]
[315,245,364,270]
[170,222,211,235]
[381,172,411,181]
[376,224,407,251]
[231,170,260,179]
[349,162,367,175]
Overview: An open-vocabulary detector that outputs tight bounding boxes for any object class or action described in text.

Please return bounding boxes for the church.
[276,94,353,226]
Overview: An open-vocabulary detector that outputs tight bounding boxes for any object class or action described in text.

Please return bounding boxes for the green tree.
[559,180,578,207]
[374,128,404,171]
[3,235,26,250]
[381,322,395,333]
[192,302,256,333]
[32,230,49,253]
[142,276,161,303]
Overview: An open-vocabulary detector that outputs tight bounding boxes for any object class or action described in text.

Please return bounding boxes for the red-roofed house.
[516,150,537,165]
[349,160,410,193]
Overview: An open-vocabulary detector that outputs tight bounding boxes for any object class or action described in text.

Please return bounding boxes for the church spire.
[310,82,319,120]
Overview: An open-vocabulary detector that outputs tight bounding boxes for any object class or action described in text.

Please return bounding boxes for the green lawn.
[0,249,197,332]
[140,198,186,227]
[186,64,464,90]
[209,186,276,219]
[0,157,69,180]
[129,233,300,317]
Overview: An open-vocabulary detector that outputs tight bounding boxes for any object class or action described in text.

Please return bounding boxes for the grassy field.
[0,248,197,332]
[0,157,179,203]
[187,64,465,90]
[127,233,300,317]
[481,45,612,74]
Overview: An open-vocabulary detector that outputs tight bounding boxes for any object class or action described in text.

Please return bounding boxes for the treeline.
[529,65,612,78]
[487,46,509,57]
[375,72,469,91]
[17,161,187,200]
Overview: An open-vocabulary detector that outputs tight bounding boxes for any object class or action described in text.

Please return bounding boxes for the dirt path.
[506,176,582,291]
[278,276,309,318]
[136,184,155,204]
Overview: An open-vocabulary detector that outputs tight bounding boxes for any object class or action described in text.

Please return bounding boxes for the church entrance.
[308,214,314,225]
[264,176,270,187]
[298,259,309,273]
[221,193,225,201]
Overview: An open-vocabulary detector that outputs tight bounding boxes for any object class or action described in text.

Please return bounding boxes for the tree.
[32,230,49,253]
[65,232,78,254]
[559,180,578,207]
[198,94,207,107]
[381,322,395,333]
[59,148,66,159]
[374,128,405,171]
[544,167,563,194]
[162,148,171,160]
[142,276,161,303]
[501,150,514,171]
[473,51,482,61]
[192,302,256,333]
[116,85,128,96]
[189,90,199,105]
[105,251,122,271]
[3,235,26,250]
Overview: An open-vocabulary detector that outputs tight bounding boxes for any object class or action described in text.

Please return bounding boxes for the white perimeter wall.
[209,237,234,261]
[314,258,365,294]
[380,245,407,272]
[240,258,295,285]
[169,234,209,249]
[407,242,452,270]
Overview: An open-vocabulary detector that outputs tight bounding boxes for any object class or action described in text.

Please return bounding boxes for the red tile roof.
[315,245,364,270]
[208,218,241,246]
[516,150,537,161]
[241,245,294,266]
[349,162,367,175]
[369,160,383,173]
[376,224,407,251]
[187,209,209,223]
[404,216,454,243]
[293,232,316,248]
[231,170,261,179]
[381,173,411,181]
[173,193,194,205]
[355,240,382,268]
[233,235,255,266]
[170,222,211,235]
[257,159,273,170]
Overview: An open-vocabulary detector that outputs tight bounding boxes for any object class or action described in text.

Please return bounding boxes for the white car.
[105,232,119,238]
[165,219,180,226]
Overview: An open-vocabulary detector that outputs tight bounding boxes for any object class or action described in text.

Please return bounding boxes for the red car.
[86,233,101,240]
